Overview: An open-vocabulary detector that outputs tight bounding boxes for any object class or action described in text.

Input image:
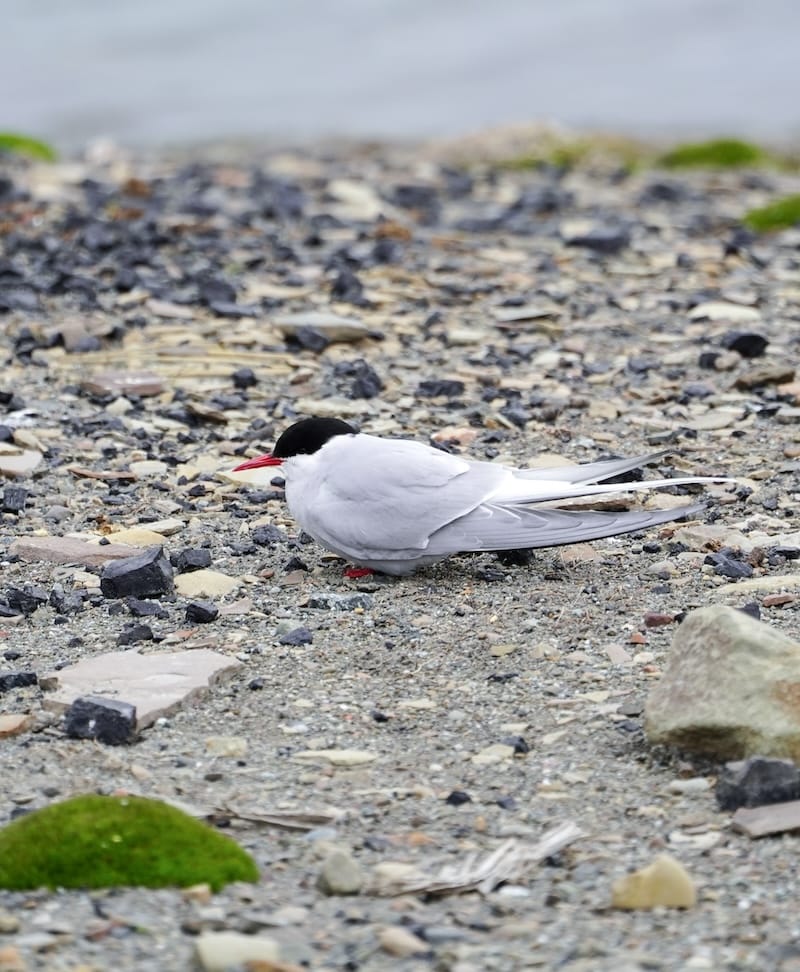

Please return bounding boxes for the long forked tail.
[429,501,706,554]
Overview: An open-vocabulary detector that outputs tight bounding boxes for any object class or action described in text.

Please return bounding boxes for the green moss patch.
[743,194,800,232]
[0,132,57,161]
[0,795,259,891]
[659,138,768,169]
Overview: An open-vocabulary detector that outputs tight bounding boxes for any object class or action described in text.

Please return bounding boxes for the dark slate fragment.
[698,351,720,369]
[172,547,212,572]
[5,586,48,616]
[291,326,329,352]
[738,602,761,621]
[330,268,365,304]
[721,331,768,359]
[126,598,170,619]
[49,585,85,615]
[0,671,37,692]
[703,550,754,579]
[716,757,800,810]
[392,183,439,210]
[198,276,236,306]
[251,525,287,547]
[445,790,472,806]
[64,695,138,745]
[334,358,384,399]
[502,735,530,755]
[185,600,219,624]
[476,567,507,582]
[279,626,313,646]
[2,486,28,513]
[416,379,465,398]
[248,677,266,691]
[116,623,155,646]
[100,546,174,599]
[566,225,630,254]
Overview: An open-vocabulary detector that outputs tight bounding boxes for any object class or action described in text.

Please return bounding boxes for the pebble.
[716,756,800,810]
[194,932,280,971]
[317,848,364,895]
[63,695,138,745]
[378,925,430,957]
[205,735,248,757]
[294,749,377,766]
[612,853,696,910]
[185,599,220,623]
[174,569,239,598]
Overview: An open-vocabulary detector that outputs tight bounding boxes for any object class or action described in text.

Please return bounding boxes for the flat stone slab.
[41,648,242,730]
[10,535,139,567]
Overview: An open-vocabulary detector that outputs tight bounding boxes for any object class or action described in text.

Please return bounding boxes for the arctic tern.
[234,417,728,576]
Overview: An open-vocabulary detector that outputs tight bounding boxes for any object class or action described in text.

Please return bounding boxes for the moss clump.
[0,132,57,161]
[743,194,800,232]
[659,138,768,169]
[0,795,259,892]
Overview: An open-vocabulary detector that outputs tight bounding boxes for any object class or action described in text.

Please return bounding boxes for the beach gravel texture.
[0,134,799,970]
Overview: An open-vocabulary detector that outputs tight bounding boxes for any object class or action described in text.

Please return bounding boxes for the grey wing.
[516,451,671,485]
[425,501,705,555]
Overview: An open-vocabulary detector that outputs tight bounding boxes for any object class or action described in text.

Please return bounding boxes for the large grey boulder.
[645,605,800,760]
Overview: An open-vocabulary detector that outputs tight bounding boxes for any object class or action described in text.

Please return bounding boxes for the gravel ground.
[0,136,799,971]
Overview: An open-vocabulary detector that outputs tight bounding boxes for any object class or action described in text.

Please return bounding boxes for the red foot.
[343,567,374,579]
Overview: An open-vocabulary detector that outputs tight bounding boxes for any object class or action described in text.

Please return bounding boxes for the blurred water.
[4,0,800,149]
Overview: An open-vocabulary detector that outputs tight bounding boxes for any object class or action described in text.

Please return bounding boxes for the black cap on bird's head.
[233,417,356,470]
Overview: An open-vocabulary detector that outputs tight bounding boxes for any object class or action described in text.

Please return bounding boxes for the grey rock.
[646,605,800,759]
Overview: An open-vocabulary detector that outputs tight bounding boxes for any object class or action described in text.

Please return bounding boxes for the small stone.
[734,365,795,389]
[415,379,465,398]
[471,743,516,765]
[317,849,364,895]
[716,756,800,810]
[5,586,48,616]
[564,223,630,253]
[185,600,219,624]
[81,370,164,397]
[0,714,32,738]
[445,790,472,806]
[0,945,25,971]
[306,592,373,611]
[644,611,676,628]
[205,735,248,758]
[689,301,760,322]
[1,486,27,513]
[64,695,138,745]
[279,626,313,646]
[172,548,213,572]
[231,367,257,389]
[378,926,430,957]
[194,931,279,972]
[611,853,696,910]
[294,749,377,766]
[116,623,155,646]
[251,525,287,546]
[721,331,769,358]
[0,910,21,933]
[0,672,37,692]
[704,550,753,579]
[129,459,168,478]
[0,449,42,479]
[100,546,174,599]
[174,570,238,598]
[274,311,369,343]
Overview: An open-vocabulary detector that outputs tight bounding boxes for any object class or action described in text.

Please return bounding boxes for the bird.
[233,417,729,576]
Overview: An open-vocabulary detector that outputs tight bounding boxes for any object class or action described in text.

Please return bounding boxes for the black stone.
[716,757,800,810]
[5,585,48,616]
[392,183,439,211]
[185,600,219,624]
[64,695,138,745]
[283,556,309,572]
[100,546,174,599]
[291,326,329,352]
[445,790,472,806]
[248,677,266,691]
[721,331,769,359]
[0,671,37,692]
[279,626,313,646]
[126,598,169,619]
[496,548,534,567]
[330,268,365,304]
[738,601,761,621]
[172,547,212,572]
[2,486,28,513]
[703,550,754,579]
[416,379,465,398]
[116,623,155,646]
[251,525,287,547]
[502,735,530,755]
[566,225,630,254]
[698,351,720,369]
[49,585,84,615]
[198,276,236,306]
[496,796,517,810]
[231,367,257,389]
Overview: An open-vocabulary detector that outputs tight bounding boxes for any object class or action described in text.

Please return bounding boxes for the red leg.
[343,566,374,579]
